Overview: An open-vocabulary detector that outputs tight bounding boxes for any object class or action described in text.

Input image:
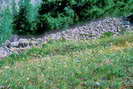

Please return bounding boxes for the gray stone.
[10,35,19,42]
[19,39,29,48]
[0,47,12,59]
[0,85,12,89]
[29,40,38,46]
[10,41,19,47]
[4,40,11,48]
[36,38,43,44]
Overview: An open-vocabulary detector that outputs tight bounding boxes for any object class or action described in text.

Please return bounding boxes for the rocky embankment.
[0,17,133,59]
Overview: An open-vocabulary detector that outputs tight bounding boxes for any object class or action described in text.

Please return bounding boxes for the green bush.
[0,8,13,45]
[36,0,76,33]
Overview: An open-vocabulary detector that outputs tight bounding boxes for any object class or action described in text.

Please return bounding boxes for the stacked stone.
[0,17,133,59]
[0,36,43,59]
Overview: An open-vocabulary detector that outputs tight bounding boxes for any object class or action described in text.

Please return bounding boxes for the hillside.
[0,32,133,89]
[0,0,133,89]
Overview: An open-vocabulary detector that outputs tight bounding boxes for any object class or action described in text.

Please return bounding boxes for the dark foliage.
[36,0,133,33]
[12,6,31,35]
[12,0,133,35]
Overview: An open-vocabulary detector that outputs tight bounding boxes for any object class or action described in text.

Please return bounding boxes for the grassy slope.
[0,32,133,89]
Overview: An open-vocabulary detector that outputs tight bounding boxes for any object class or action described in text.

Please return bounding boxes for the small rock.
[10,35,19,42]
[0,47,12,59]
[36,38,43,45]
[10,42,19,47]
[4,40,11,48]
[19,38,29,43]
[0,85,11,89]
[19,39,29,48]
[75,58,81,63]
[95,82,101,86]
[29,40,38,46]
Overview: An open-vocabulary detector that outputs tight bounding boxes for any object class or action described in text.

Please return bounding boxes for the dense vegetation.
[0,0,133,43]
[36,0,133,32]
[13,0,133,35]
[0,32,133,89]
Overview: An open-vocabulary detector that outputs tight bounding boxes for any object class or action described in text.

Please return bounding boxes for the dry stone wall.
[0,17,133,59]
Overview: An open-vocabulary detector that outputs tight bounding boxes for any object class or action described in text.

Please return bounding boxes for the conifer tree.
[12,0,31,35]
[35,0,49,34]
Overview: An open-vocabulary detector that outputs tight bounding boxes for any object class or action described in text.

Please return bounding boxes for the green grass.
[0,32,133,89]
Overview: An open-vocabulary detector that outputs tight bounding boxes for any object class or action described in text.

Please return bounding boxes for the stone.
[36,38,43,44]
[4,40,11,48]
[0,85,12,89]
[0,47,12,59]
[19,39,29,48]
[29,40,38,46]
[10,42,19,47]
[10,35,19,42]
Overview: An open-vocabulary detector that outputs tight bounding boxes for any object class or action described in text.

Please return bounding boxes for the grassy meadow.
[0,32,132,89]
[0,0,133,88]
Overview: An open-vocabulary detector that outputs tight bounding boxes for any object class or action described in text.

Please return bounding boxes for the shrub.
[36,0,75,33]
[0,8,13,45]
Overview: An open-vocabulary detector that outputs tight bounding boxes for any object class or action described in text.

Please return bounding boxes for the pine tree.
[35,0,50,34]
[12,0,31,35]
